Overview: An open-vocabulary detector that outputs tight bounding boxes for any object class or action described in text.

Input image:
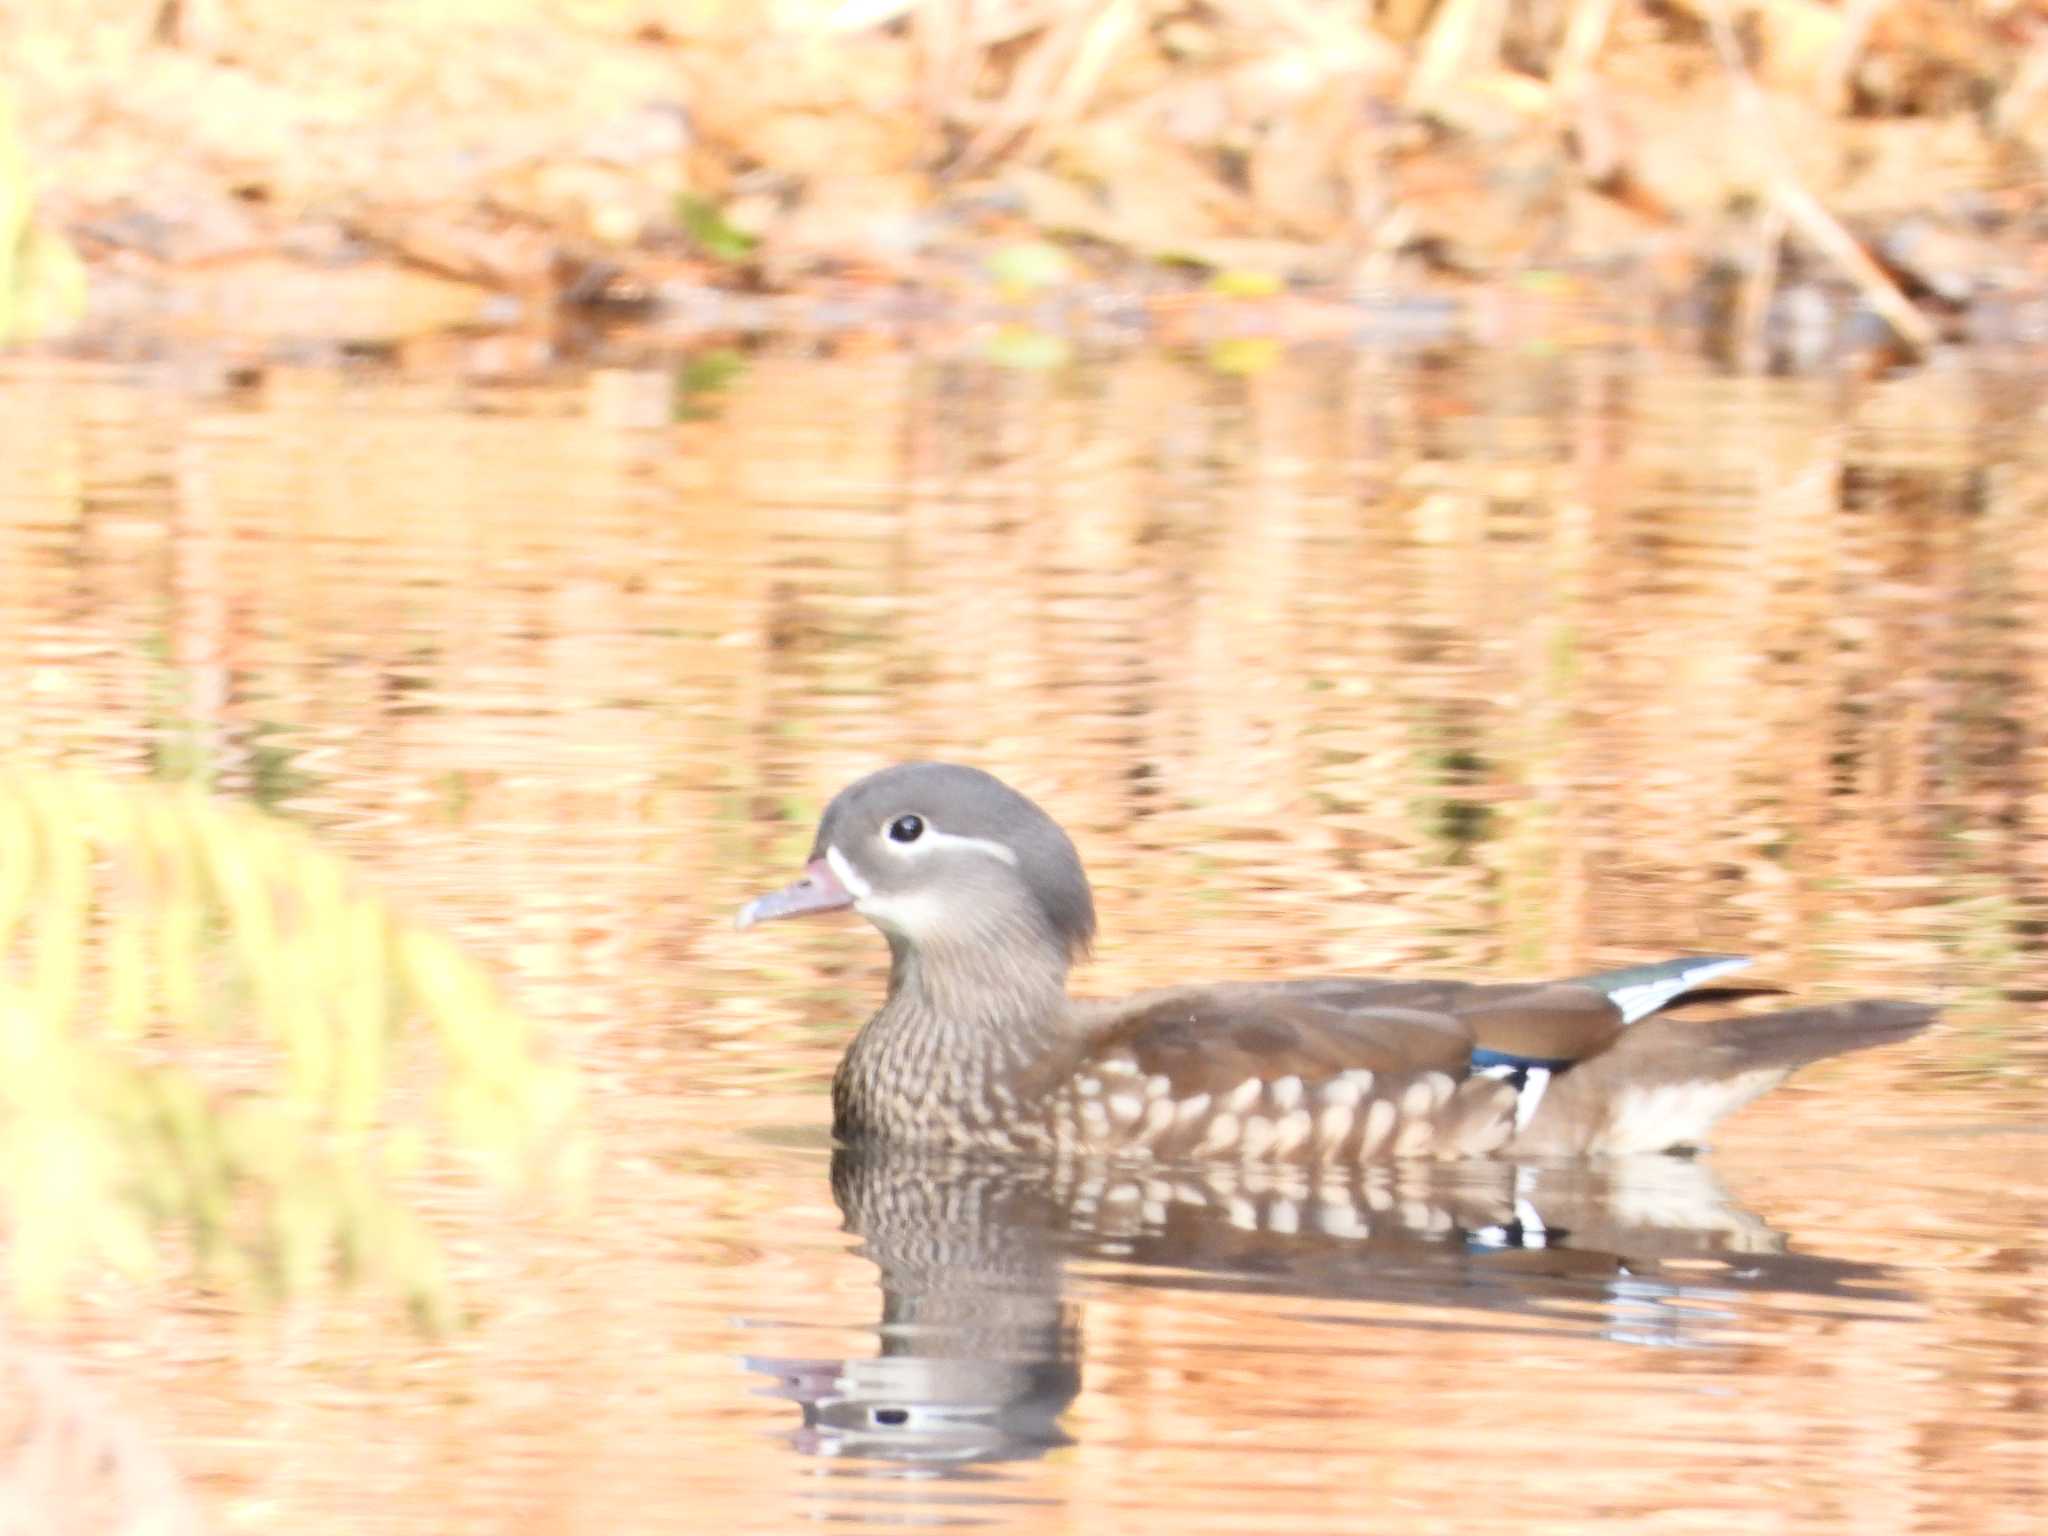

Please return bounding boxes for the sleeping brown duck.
[737,763,1935,1162]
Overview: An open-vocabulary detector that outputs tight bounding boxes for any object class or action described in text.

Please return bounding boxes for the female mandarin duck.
[737,764,1935,1161]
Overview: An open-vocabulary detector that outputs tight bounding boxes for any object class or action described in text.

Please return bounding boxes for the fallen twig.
[1705,0,1937,358]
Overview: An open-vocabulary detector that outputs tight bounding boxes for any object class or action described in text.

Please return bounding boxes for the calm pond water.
[1,345,2043,1534]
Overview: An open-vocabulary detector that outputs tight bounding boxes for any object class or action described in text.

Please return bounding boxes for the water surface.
[0,346,2041,1533]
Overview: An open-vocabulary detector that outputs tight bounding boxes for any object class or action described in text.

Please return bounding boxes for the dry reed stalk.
[1261,0,1403,67]
[956,4,1087,166]
[1011,0,1143,165]
[1734,198,1788,372]
[1816,0,1888,113]
[1704,0,1936,358]
[1991,29,2048,139]
[1408,0,1507,112]
[911,0,970,131]
[1553,0,1620,100]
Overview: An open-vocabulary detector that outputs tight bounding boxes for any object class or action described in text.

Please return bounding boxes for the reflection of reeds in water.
[2,353,2042,1062]
[0,344,2038,1536]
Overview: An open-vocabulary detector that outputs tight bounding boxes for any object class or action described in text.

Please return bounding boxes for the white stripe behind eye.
[889,827,1020,866]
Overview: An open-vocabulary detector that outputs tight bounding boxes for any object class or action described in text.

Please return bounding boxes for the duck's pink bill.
[735,857,855,929]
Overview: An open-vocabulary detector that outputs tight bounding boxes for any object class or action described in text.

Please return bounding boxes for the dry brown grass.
[8,2,2048,355]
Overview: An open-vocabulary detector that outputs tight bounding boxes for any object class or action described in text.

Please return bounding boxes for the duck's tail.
[1512,999,1938,1156]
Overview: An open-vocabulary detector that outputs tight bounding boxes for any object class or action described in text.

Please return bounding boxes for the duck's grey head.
[736,763,1096,968]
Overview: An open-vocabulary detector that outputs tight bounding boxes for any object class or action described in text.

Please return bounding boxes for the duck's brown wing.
[1073,977,1633,1093]
[1452,984,1633,1063]
[1069,980,1471,1095]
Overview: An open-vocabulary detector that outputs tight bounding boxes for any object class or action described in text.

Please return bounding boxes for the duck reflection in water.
[743,1145,1908,1467]
[737,765,1929,1466]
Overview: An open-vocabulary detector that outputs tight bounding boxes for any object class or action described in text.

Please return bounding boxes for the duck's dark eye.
[887,814,925,844]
